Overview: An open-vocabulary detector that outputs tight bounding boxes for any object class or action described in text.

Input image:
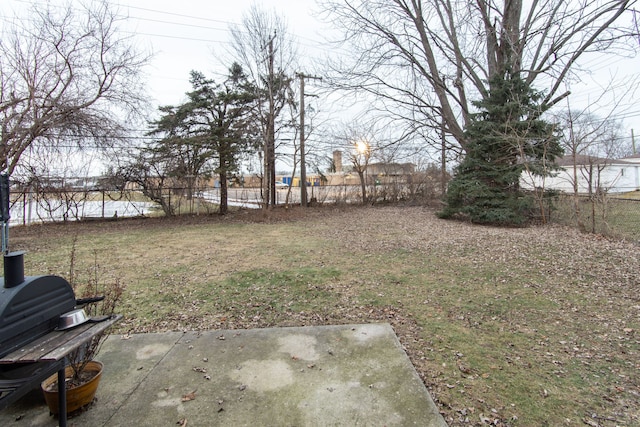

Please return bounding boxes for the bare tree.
[19,142,100,223]
[115,147,178,217]
[328,122,378,204]
[556,110,626,231]
[229,4,297,208]
[0,0,150,176]
[319,0,637,153]
[352,139,372,204]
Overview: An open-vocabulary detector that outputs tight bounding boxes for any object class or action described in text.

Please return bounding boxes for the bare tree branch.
[228,5,298,207]
[319,0,638,153]
[0,0,151,176]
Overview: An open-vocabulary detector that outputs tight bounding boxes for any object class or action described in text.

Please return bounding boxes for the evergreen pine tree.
[440,70,562,225]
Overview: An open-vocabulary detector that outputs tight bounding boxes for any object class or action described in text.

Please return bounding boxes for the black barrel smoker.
[0,173,81,412]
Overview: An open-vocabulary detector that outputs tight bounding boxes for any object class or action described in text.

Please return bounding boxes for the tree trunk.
[357,170,367,204]
[219,171,228,215]
[320,0,633,155]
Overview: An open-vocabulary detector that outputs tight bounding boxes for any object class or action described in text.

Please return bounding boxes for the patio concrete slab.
[1,323,447,426]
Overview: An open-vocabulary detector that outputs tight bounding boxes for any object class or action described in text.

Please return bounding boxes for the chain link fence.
[8,178,444,226]
[11,185,638,245]
[548,193,640,243]
[8,189,156,226]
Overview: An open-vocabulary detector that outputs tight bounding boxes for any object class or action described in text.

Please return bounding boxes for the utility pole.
[267,34,276,207]
[296,72,321,207]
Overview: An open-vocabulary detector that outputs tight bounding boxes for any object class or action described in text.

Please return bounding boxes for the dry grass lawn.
[11,205,639,426]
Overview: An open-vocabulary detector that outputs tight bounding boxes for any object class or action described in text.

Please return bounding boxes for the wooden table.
[0,315,121,427]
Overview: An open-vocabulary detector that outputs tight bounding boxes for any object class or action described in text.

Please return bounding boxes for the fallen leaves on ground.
[181,390,197,402]
[16,205,639,426]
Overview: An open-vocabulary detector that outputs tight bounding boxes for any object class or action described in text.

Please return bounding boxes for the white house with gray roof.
[521,154,640,194]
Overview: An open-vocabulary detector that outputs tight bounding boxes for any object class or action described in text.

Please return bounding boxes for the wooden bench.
[0,315,121,427]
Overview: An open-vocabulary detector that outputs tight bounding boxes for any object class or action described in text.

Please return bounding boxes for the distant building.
[366,162,415,176]
[521,154,640,194]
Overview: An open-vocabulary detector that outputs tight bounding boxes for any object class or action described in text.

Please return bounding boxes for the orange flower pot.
[41,360,103,415]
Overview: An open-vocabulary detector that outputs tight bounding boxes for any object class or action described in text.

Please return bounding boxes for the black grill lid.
[0,275,76,359]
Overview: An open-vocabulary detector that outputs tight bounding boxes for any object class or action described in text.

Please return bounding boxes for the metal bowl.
[56,308,90,330]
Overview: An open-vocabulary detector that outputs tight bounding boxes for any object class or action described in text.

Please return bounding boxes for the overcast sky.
[1,0,331,104]
[113,0,331,108]
[113,0,640,142]
[2,0,640,148]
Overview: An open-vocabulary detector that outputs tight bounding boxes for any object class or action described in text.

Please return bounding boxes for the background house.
[522,154,640,194]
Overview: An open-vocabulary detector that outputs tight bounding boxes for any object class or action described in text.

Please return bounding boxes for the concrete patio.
[1,323,447,426]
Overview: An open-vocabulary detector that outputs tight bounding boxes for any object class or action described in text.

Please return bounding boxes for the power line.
[116,3,235,26]
[116,2,331,48]
[4,0,337,55]
[122,31,230,45]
